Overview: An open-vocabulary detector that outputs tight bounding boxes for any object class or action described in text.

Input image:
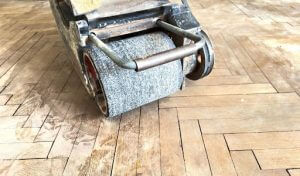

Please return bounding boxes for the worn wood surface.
[0,0,299,175]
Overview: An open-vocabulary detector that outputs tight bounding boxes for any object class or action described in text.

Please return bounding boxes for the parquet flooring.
[0,0,299,175]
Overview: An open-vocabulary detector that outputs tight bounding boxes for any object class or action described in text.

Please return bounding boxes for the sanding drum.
[83,32,183,117]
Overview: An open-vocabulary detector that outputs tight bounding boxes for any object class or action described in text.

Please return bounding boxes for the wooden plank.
[0,38,46,87]
[203,134,236,176]
[185,75,252,86]
[231,151,289,176]
[111,108,140,176]
[0,33,42,79]
[0,94,11,105]
[200,113,300,134]
[137,102,161,176]
[172,84,276,97]
[0,142,52,159]
[23,93,58,128]
[4,83,35,105]
[35,92,74,142]
[159,108,186,176]
[0,116,28,129]
[225,131,300,150]
[63,103,100,176]
[0,158,67,176]
[87,116,121,175]
[0,105,18,117]
[211,34,247,75]
[160,93,300,108]
[289,169,300,176]
[48,91,89,158]
[237,36,294,93]
[209,68,232,77]
[0,128,39,143]
[223,34,269,83]
[254,148,300,169]
[177,103,300,120]
[180,120,211,176]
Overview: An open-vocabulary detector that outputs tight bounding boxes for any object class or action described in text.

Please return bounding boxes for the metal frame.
[88,19,206,71]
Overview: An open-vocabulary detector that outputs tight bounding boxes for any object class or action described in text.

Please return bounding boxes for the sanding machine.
[49,0,214,117]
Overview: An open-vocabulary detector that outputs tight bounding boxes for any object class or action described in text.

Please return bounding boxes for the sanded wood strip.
[231,151,289,176]
[225,131,300,150]
[160,108,186,176]
[254,148,300,169]
[203,134,236,176]
[172,83,276,97]
[181,120,211,176]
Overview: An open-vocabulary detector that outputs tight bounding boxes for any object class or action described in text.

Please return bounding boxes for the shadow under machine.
[50,0,214,117]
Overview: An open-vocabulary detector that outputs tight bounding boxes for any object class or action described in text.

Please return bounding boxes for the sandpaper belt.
[85,32,184,117]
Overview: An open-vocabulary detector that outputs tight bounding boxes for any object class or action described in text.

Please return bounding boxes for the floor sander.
[49,0,214,117]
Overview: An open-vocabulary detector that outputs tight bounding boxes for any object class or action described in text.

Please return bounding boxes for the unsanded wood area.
[0,0,299,175]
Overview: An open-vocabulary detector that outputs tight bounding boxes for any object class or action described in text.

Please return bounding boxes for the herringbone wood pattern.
[0,0,299,175]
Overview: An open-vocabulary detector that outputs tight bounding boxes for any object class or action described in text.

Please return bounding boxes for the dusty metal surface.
[85,32,183,117]
[66,0,170,16]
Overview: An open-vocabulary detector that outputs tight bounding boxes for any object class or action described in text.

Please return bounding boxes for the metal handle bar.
[88,20,205,71]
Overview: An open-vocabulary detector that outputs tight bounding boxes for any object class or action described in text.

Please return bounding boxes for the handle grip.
[134,39,205,71]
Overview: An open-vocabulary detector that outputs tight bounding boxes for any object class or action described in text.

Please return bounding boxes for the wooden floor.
[0,0,299,175]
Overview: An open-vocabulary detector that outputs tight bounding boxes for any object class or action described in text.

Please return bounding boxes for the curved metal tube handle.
[88,33,137,69]
[88,20,209,72]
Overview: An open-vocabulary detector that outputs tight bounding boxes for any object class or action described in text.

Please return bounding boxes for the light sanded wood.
[23,92,58,128]
[231,151,289,176]
[172,83,276,97]
[211,33,247,75]
[225,131,300,150]
[177,103,300,120]
[209,68,232,77]
[238,36,295,93]
[0,128,39,143]
[0,94,11,105]
[160,93,300,108]
[35,92,74,142]
[48,91,89,158]
[186,75,252,86]
[223,35,269,83]
[137,102,161,175]
[200,114,300,134]
[4,83,35,105]
[63,104,100,176]
[289,169,300,176]
[0,158,67,176]
[0,142,52,159]
[0,116,28,129]
[0,38,46,87]
[0,105,18,117]
[180,120,211,176]
[254,148,300,169]
[87,116,120,175]
[203,134,236,176]
[111,108,140,175]
[160,108,186,176]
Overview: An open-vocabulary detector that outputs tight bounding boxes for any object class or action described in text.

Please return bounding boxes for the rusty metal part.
[135,39,205,71]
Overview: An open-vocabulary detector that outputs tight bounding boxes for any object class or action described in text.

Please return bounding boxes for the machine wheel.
[186,30,214,80]
[82,50,108,116]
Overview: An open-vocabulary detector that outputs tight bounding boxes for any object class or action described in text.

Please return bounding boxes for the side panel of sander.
[85,32,184,117]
